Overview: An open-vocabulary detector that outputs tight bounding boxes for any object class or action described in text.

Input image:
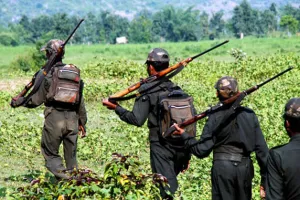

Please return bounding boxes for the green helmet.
[284,98,300,118]
[40,39,65,57]
[214,76,239,99]
[146,48,170,63]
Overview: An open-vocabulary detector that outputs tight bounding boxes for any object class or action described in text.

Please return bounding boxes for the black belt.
[213,152,249,162]
[45,101,77,111]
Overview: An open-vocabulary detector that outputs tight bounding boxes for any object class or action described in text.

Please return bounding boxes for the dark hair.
[146,61,169,71]
[285,116,300,132]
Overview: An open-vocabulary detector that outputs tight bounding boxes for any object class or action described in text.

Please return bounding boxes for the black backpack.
[158,86,196,148]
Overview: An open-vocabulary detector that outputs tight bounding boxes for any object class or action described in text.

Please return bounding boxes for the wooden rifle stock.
[109,40,229,100]
[164,66,294,138]
[11,19,84,107]
[13,81,33,100]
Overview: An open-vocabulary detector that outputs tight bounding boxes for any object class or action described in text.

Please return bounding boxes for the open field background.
[1,37,300,68]
[0,37,300,199]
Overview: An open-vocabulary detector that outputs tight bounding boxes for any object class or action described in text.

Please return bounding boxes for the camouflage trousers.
[41,107,79,179]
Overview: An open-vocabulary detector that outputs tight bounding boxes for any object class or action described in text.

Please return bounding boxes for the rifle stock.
[164,66,294,138]
[11,19,84,107]
[13,81,34,100]
[109,40,229,100]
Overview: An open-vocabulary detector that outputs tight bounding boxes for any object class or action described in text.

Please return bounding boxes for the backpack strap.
[22,62,63,105]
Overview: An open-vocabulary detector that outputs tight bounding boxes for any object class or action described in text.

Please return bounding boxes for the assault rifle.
[108,40,229,102]
[10,19,85,108]
[163,66,294,138]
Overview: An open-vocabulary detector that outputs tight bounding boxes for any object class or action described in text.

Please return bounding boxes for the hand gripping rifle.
[108,40,229,102]
[10,19,85,108]
[163,66,294,138]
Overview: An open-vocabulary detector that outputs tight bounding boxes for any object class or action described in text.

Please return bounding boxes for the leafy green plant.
[11,153,164,199]
[1,48,299,199]
[229,48,247,62]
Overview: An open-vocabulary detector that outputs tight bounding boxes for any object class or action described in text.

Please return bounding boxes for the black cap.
[145,48,170,63]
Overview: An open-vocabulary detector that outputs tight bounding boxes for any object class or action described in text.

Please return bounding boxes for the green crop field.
[0,37,299,199]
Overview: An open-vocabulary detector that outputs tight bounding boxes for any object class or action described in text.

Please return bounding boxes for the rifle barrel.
[63,19,85,46]
[191,40,229,60]
[257,66,293,88]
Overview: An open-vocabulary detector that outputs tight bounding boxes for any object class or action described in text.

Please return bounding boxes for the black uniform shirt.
[182,106,268,186]
[266,134,300,200]
[115,79,175,141]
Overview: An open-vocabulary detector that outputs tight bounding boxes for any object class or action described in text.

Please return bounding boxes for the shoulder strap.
[22,62,63,105]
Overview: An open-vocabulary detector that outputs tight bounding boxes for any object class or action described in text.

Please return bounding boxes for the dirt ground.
[0,79,30,92]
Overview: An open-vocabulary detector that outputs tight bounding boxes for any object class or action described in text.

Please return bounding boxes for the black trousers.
[150,141,191,199]
[211,158,254,200]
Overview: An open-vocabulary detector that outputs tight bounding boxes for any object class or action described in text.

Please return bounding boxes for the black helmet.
[284,98,300,119]
[215,76,239,99]
[40,39,65,57]
[146,48,170,63]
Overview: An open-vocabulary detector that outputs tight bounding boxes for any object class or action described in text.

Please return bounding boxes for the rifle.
[109,40,229,101]
[11,19,85,108]
[163,66,294,138]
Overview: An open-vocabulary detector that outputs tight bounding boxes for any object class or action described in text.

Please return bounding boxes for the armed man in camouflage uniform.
[266,98,300,200]
[173,76,268,200]
[102,48,192,199]
[11,39,87,180]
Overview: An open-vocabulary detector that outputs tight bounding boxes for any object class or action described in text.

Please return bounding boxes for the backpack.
[47,64,81,104]
[159,86,196,148]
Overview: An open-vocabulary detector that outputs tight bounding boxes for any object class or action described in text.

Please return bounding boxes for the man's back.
[267,134,300,200]
[210,106,268,156]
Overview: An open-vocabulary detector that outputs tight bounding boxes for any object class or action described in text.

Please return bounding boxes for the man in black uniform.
[102,48,192,199]
[266,98,300,200]
[11,39,87,180]
[173,76,268,200]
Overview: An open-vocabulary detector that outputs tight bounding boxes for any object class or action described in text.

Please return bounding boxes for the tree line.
[0,0,299,46]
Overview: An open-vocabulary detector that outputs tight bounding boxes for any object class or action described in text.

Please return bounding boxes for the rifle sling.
[110,65,184,101]
[22,72,46,105]
[22,61,60,105]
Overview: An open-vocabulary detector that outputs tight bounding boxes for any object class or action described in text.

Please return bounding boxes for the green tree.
[31,15,54,41]
[81,12,99,44]
[100,11,129,44]
[152,6,199,42]
[198,12,209,39]
[280,15,299,34]
[258,10,277,35]
[128,15,153,43]
[52,13,79,42]
[209,11,225,38]
[269,3,278,16]
[17,15,34,43]
[282,4,300,31]
[231,0,259,37]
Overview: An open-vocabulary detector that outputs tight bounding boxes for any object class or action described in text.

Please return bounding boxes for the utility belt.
[213,152,249,162]
[45,101,77,111]
[213,145,249,162]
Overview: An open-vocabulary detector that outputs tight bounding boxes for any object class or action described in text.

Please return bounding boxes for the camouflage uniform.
[266,98,300,200]
[181,76,268,200]
[19,40,87,179]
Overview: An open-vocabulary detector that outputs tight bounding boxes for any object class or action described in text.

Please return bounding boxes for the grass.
[0,37,299,199]
[0,36,299,71]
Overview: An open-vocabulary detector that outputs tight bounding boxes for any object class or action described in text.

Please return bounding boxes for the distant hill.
[0,0,299,26]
